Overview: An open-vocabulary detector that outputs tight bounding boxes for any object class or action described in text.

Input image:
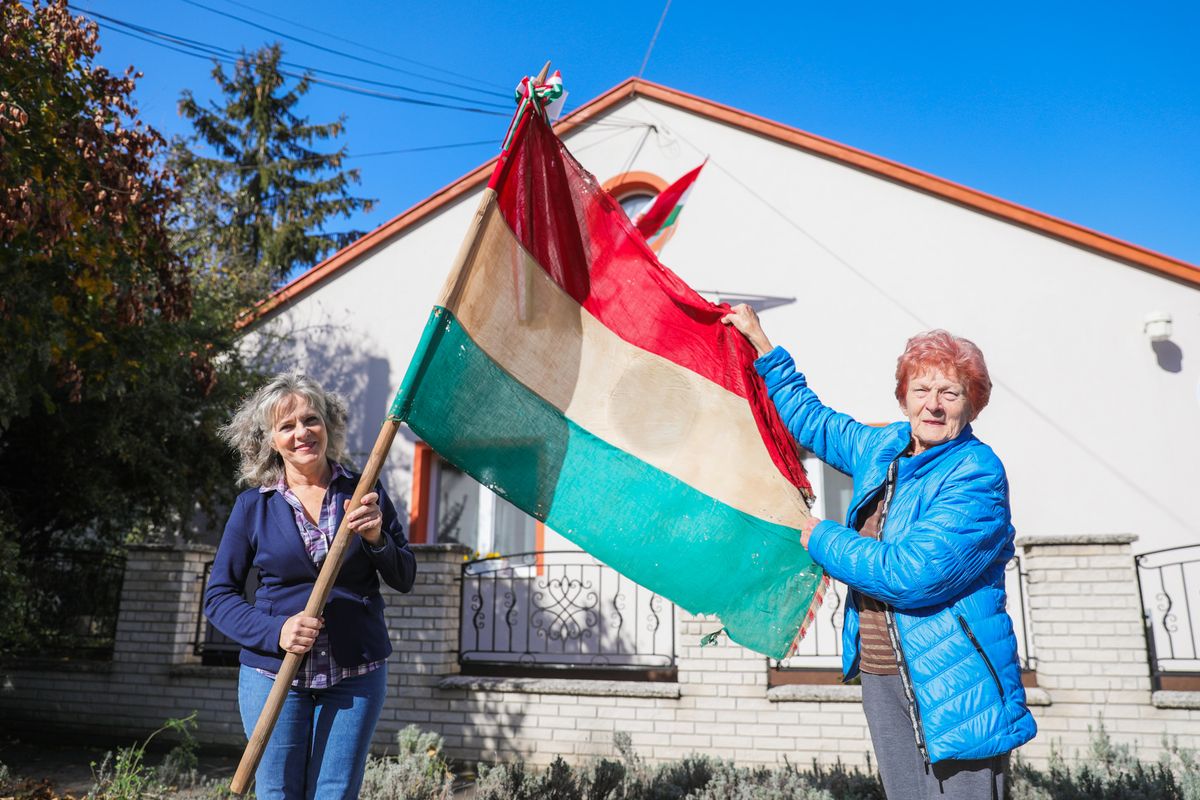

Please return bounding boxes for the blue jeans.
[238,664,388,800]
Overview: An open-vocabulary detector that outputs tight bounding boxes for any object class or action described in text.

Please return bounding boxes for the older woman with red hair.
[723,307,1036,800]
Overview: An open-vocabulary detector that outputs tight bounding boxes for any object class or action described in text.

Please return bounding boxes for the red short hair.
[894,330,992,419]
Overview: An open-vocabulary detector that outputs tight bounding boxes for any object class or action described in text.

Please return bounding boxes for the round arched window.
[601,171,668,224]
[618,193,656,221]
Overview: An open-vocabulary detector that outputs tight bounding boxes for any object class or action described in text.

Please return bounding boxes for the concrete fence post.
[112,543,217,670]
[374,543,471,747]
[1017,533,1153,754]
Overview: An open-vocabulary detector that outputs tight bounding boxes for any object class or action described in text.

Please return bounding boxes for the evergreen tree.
[172,44,376,290]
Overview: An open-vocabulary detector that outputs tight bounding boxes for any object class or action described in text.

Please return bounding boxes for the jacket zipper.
[875,459,931,766]
[957,615,1005,701]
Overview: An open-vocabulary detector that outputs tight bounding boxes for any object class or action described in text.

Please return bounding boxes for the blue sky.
[86,0,1200,268]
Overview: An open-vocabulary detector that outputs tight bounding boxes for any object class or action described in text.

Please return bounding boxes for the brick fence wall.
[3,535,1198,768]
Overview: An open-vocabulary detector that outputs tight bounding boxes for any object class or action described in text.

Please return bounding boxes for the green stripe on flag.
[657,205,683,234]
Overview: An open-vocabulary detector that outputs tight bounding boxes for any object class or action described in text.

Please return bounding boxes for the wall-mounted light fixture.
[1144,311,1173,342]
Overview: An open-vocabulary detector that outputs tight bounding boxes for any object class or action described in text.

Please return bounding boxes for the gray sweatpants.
[861,672,1007,800]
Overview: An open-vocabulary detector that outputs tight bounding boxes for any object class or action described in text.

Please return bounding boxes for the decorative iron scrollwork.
[459,551,675,669]
[531,576,598,642]
[1134,547,1200,678]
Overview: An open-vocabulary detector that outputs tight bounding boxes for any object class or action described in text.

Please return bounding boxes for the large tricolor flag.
[635,160,706,252]
[391,82,826,659]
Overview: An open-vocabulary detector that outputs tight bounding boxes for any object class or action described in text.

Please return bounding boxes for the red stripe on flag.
[635,161,705,240]
[490,111,811,494]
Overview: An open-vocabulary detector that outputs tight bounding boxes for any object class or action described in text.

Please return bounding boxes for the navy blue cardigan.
[203,469,417,673]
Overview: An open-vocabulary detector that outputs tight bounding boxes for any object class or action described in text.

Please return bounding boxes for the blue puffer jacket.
[756,347,1036,763]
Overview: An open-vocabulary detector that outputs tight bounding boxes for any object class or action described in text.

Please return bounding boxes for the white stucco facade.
[252,83,1199,556]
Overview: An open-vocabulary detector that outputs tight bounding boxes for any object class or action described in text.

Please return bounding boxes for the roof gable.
[252,77,1199,322]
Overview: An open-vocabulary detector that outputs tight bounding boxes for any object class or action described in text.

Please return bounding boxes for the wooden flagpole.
[229,60,552,796]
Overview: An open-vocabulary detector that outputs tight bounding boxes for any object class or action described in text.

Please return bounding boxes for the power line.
[203,0,511,93]
[68,4,650,151]
[97,22,504,116]
[295,66,508,109]
[77,7,510,117]
[567,124,655,155]
[638,0,672,79]
[102,10,511,110]
[342,142,497,158]
[226,126,654,170]
[78,7,510,109]
[176,0,508,102]
[203,140,499,172]
[326,127,651,162]
[613,125,653,186]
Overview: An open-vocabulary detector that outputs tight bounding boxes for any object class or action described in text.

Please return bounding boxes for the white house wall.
[246,198,485,509]
[574,96,1197,553]
[256,93,1198,553]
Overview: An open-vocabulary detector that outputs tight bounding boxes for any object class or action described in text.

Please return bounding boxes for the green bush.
[689,763,837,800]
[472,724,1200,800]
[87,712,199,800]
[475,732,882,800]
[358,725,454,800]
[686,758,886,800]
[1010,721,1200,800]
[475,756,538,800]
[29,718,1200,800]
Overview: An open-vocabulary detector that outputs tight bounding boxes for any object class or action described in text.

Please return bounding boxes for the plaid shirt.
[257,462,385,689]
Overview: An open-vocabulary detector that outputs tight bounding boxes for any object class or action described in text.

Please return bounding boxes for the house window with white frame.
[430,458,537,558]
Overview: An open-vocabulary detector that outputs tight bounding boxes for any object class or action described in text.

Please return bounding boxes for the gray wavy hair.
[221,372,352,487]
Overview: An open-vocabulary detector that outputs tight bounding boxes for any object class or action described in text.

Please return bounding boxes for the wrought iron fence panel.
[460,551,675,669]
[772,556,1036,671]
[1136,545,1200,675]
[194,560,250,665]
[3,548,125,659]
[1006,555,1037,671]
[771,576,844,670]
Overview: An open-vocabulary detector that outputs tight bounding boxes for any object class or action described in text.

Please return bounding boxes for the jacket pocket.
[957,615,1004,701]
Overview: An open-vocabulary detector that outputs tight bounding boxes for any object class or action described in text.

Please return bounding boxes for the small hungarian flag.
[391,87,825,659]
[635,160,706,253]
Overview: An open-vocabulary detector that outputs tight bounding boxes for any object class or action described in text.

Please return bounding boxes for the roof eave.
[627,80,1200,289]
[244,76,1198,327]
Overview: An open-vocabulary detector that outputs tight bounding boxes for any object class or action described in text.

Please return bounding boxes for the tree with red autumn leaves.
[0,0,262,574]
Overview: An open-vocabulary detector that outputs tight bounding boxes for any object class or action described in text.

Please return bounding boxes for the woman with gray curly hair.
[205,373,416,800]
